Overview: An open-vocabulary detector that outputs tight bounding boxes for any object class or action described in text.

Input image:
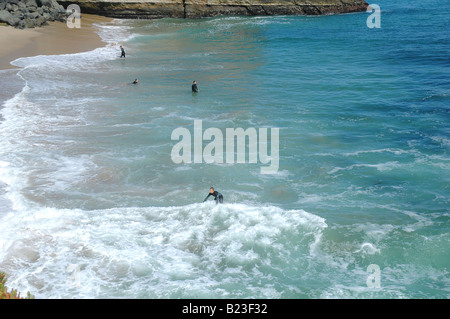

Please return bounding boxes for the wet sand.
[0,14,113,70]
[0,14,114,109]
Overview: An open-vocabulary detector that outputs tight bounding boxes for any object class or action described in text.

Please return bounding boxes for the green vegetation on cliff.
[0,272,34,299]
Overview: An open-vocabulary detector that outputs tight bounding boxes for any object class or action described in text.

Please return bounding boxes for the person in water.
[133,79,139,84]
[120,46,126,58]
[203,187,223,204]
[192,80,199,93]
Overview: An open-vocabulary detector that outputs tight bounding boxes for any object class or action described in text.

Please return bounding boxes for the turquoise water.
[0,0,449,298]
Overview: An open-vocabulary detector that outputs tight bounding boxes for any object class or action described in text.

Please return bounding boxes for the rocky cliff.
[57,0,369,19]
[0,0,67,28]
[0,0,369,28]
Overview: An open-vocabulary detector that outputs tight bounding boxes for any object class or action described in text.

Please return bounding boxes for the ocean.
[0,0,448,298]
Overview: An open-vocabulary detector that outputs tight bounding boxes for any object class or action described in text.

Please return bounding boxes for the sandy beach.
[0,14,113,70]
[0,13,114,112]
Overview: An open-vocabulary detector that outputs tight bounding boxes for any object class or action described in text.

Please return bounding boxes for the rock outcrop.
[57,0,369,19]
[0,0,369,28]
[0,0,67,28]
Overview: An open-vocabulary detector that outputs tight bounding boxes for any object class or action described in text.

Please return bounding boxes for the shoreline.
[0,14,114,216]
[0,14,113,71]
[0,13,114,117]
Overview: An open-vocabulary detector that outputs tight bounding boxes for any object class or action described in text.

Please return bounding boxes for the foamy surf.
[0,202,326,298]
[0,19,137,210]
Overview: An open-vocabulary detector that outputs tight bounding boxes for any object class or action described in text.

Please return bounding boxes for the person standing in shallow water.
[120,45,126,58]
[192,80,199,93]
[203,187,223,204]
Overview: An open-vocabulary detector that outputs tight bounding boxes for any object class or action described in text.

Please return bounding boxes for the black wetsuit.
[192,83,198,93]
[203,191,223,204]
[120,48,126,58]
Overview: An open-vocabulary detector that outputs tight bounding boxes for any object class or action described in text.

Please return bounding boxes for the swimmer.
[192,80,199,93]
[203,187,223,204]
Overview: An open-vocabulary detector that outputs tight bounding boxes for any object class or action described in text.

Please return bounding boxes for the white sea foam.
[327,161,402,175]
[354,242,380,255]
[95,22,139,44]
[430,135,450,147]
[0,20,137,211]
[9,21,133,71]
[400,210,434,233]
[342,148,414,157]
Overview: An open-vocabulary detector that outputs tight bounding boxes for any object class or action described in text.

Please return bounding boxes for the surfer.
[203,187,223,204]
[192,81,199,93]
[132,79,139,84]
[120,45,126,58]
